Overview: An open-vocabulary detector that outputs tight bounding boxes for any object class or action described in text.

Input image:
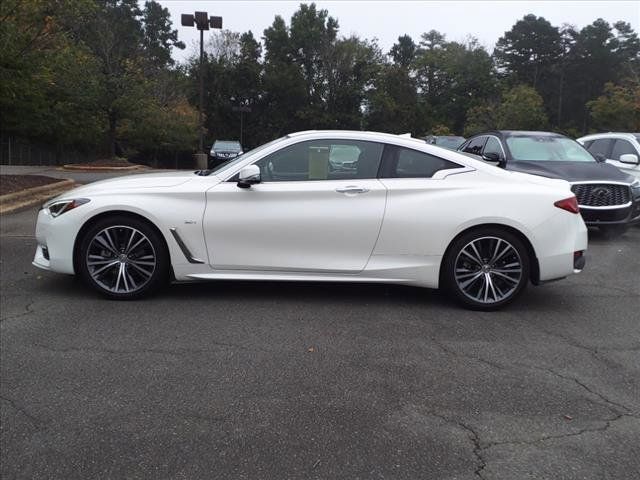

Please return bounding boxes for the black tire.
[442,227,530,310]
[599,225,627,239]
[77,215,169,299]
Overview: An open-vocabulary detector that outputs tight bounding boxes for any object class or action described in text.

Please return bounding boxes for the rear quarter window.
[383,146,462,178]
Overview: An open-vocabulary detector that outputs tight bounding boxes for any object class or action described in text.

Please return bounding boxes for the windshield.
[506,136,595,162]
[435,137,465,149]
[213,141,241,151]
[204,137,286,175]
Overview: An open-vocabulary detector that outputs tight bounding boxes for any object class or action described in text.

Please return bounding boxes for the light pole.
[181,11,222,169]
[231,97,251,148]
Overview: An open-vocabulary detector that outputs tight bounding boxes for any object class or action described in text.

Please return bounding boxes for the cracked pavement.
[1,206,639,479]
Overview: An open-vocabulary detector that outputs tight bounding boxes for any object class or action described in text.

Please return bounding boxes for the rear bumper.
[534,212,588,282]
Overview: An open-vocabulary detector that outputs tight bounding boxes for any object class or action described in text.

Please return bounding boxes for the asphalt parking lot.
[1,205,639,479]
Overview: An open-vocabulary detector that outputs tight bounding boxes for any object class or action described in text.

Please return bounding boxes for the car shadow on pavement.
[30,271,569,316]
[39,274,447,306]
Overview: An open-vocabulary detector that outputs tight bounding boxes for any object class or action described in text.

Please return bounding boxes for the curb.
[0,179,76,215]
[61,164,146,172]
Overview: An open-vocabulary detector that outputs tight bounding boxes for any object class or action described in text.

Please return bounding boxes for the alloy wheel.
[454,236,523,304]
[85,225,157,294]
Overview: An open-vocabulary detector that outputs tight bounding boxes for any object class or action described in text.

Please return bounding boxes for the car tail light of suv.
[554,196,580,214]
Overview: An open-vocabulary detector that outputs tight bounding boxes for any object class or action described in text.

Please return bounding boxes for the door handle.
[336,186,369,194]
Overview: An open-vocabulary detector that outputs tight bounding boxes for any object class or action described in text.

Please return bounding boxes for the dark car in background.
[209,140,243,168]
[458,131,640,236]
[423,135,466,150]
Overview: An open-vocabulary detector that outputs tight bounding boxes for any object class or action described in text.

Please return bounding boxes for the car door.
[203,138,387,273]
[607,139,640,178]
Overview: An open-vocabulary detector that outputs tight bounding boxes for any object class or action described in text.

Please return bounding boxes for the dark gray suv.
[209,140,243,168]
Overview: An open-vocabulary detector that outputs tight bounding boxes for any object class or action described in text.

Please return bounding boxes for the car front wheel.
[442,228,530,310]
[77,216,169,299]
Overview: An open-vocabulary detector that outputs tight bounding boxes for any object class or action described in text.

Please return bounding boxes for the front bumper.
[580,201,640,226]
[32,207,77,274]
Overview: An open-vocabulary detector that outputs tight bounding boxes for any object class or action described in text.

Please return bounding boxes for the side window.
[610,139,636,160]
[383,146,462,178]
[483,137,504,158]
[253,140,384,182]
[463,136,487,155]
[586,139,612,158]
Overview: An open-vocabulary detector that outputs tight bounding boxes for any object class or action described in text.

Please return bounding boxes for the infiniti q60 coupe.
[34,131,588,309]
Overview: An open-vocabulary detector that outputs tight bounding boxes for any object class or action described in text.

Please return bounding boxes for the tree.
[494,14,562,89]
[260,15,306,138]
[141,0,184,69]
[325,36,382,129]
[70,0,186,157]
[497,85,548,130]
[415,34,496,133]
[588,81,640,131]
[365,35,426,135]
[464,103,497,137]
[390,34,416,68]
[560,19,639,132]
[0,0,103,147]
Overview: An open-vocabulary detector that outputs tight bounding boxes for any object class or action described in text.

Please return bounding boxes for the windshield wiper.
[194,169,214,176]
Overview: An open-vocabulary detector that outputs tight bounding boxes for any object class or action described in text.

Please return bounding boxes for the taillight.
[554,196,580,214]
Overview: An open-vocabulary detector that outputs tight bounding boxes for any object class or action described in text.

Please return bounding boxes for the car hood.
[506,161,634,183]
[61,171,195,196]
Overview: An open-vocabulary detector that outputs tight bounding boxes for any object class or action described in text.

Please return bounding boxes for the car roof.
[578,132,639,141]
[471,130,567,139]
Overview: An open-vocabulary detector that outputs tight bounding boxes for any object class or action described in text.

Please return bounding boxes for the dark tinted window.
[483,137,504,157]
[463,136,487,155]
[383,147,461,178]
[254,139,383,182]
[586,138,613,157]
[611,139,636,160]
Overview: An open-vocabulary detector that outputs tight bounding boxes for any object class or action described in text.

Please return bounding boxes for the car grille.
[571,183,631,207]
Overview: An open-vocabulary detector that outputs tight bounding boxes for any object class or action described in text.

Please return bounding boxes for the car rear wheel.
[78,216,169,299]
[442,228,530,310]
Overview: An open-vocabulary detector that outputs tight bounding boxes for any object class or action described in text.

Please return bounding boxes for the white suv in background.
[578,132,640,179]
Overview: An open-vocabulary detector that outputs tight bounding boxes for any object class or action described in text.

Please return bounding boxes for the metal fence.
[0,137,98,166]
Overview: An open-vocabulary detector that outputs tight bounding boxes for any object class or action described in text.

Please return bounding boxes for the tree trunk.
[557,67,564,127]
[108,111,117,159]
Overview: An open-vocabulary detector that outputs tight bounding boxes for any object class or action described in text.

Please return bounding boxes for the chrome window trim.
[482,135,507,159]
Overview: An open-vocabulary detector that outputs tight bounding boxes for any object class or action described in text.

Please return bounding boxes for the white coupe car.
[33,131,588,309]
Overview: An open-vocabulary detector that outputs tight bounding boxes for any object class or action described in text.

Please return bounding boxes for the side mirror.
[594,153,606,163]
[237,164,261,189]
[619,153,639,165]
[482,152,504,167]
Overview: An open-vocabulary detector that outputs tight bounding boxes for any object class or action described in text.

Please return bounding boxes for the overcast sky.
[160,1,640,62]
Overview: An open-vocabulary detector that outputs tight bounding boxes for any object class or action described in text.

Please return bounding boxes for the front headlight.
[43,198,90,217]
